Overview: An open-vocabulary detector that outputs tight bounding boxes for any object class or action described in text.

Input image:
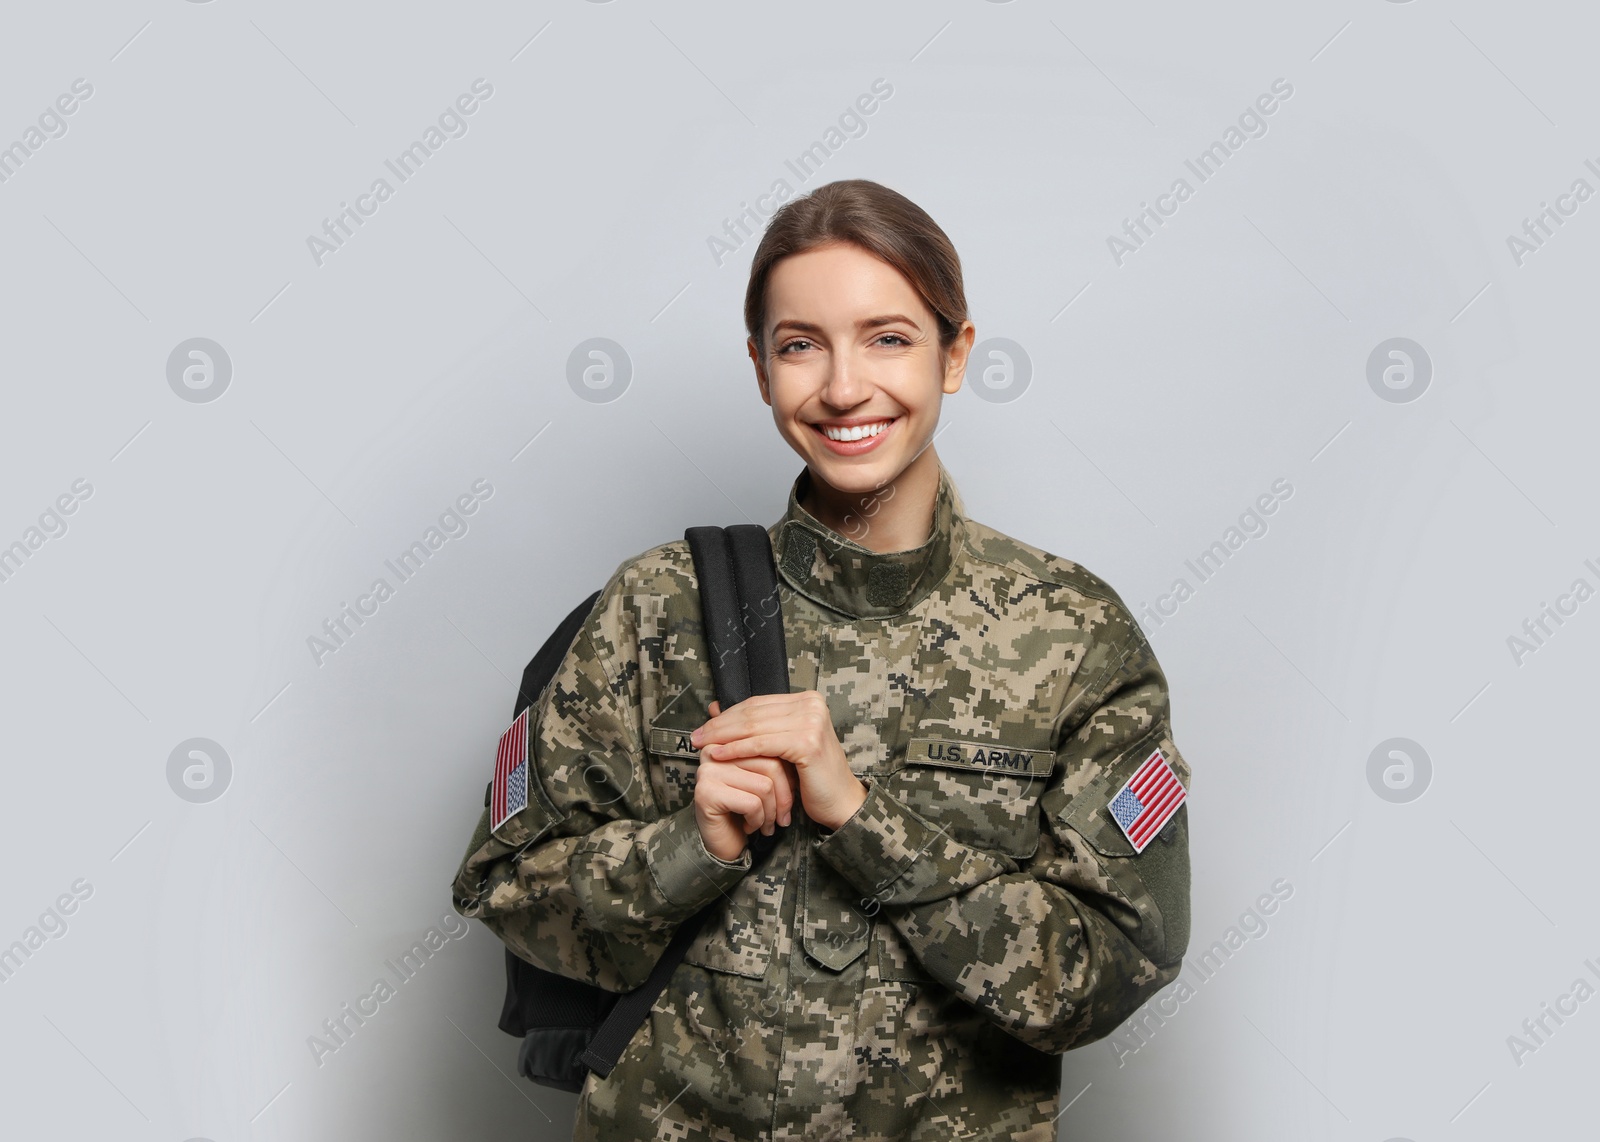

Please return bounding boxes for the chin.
[807,454,904,494]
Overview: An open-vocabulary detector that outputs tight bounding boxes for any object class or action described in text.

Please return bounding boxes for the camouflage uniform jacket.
[451,459,1192,1141]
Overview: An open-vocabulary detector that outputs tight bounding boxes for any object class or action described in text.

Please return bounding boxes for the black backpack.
[490,523,791,1092]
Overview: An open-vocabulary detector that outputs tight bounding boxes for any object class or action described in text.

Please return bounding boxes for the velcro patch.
[1107,748,1186,853]
[648,726,702,760]
[905,736,1053,777]
[490,708,531,833]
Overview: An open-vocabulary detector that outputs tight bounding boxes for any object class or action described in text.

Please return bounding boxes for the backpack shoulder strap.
[687,524,790,869]
[683,524,790,706]
[579,524,789,1081]
[723,523,790,699]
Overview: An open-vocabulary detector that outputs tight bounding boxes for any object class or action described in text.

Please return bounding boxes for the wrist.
[648,805,752,910]
[816,776,870,832]
[694,804,750,863]
[704,833,748,863]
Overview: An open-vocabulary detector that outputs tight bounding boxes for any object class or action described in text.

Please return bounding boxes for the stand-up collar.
[768,461,966,619]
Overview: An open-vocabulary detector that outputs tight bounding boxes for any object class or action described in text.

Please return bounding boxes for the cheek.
[768,370,820,418]
[770,390,807,431]
[886,366,947,419]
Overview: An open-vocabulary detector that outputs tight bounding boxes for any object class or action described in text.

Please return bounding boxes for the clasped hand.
[689,691,868,862]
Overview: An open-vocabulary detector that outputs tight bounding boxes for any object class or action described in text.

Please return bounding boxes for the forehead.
[765,243,929,327]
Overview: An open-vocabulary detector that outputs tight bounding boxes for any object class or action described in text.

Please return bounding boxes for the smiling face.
[750,241,973,507]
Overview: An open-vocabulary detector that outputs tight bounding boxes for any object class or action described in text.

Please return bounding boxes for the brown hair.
[743,179,969,363]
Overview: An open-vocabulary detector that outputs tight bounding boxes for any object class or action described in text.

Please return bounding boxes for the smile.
[818,420,893,442]
[810,417,898,456]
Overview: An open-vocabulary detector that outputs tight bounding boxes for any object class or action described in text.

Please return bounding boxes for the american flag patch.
[1107,748,1186,853]
[490,708,531,833]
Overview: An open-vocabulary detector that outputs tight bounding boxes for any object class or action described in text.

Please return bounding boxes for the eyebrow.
[771,314,922,336]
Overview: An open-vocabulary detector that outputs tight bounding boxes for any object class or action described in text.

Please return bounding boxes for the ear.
[749,337,772,407]
[941,321,976,394]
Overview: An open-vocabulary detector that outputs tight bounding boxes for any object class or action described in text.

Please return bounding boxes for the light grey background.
[1,1,1594,1139]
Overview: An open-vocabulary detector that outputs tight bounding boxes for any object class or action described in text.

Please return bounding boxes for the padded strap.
[686,526,754,706]
[725,524,789,699]
[582,525,790,1081]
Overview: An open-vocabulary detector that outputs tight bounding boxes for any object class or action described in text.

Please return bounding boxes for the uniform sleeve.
[450,573,752,993]
[812,621,1191,1055]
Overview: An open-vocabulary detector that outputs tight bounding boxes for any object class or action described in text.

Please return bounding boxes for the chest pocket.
[885,725,1054,861]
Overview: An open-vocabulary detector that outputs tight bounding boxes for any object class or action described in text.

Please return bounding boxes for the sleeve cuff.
[812,777,1009,906]
[643,804,753,910]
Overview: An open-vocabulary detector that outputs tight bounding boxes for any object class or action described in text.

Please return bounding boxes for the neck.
[800,446,942,553]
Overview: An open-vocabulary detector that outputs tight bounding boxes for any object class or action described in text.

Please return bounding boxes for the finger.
[770,702,831,746]
[721,789,766,833]
[712,766,778,832]
[697,776,764,833]
[693,693,806,746]
[708,784,765,833]
[702,732,789,766]
[695,700,757,748]
[749,758,793,829]
[694,703,744,747]
[742,768,780,836]
[724,756,794,826]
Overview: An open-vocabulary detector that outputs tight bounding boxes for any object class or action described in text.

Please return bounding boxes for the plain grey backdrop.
[1,1,1595,1139]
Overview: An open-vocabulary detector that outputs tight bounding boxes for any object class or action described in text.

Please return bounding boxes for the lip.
[810,416,897,456]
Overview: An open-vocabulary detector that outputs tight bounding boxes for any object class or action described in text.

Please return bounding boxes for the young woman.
[453,178,1191,1141]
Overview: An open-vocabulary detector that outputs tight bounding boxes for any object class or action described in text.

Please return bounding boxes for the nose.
[819,348,870,410]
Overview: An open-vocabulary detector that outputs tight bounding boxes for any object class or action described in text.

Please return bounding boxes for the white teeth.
[821,420,891,442]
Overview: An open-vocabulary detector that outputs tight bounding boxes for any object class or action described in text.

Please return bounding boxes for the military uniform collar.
[769,460,965,619]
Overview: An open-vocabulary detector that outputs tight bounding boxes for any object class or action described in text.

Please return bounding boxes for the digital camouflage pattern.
[452,459,1192,1141]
